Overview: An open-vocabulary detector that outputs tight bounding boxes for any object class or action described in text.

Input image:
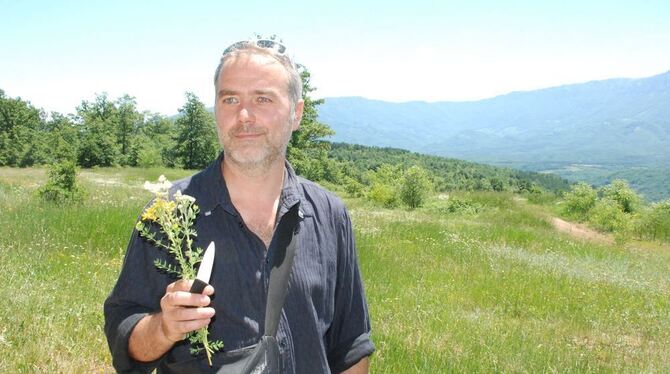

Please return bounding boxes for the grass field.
[1,167,669,373]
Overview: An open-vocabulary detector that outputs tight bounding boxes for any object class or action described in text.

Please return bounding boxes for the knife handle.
[189,279,208,294]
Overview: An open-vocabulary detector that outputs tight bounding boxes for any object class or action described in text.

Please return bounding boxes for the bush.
[445,197,482,214]
[368,182,399,208]
[636,199,670,242]
[343,176,365,198]
[136,144,164,168]
[562,182,597,220]
[600,179,641,214]
[400,165,433,209]
[37,161,85,204]
[588,197,632,237]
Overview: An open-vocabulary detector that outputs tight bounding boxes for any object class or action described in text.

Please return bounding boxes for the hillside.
[1,167,669,372]
[329,143,570,193]
[318,70,670,200]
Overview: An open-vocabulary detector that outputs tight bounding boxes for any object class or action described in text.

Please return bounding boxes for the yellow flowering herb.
[135,175,223,365]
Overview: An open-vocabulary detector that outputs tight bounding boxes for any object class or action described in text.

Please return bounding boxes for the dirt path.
[551,217,613,244]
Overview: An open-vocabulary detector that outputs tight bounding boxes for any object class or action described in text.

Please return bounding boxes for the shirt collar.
[197,152,312,218]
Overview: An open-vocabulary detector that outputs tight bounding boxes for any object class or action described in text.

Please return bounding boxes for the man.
[104,37,375,373]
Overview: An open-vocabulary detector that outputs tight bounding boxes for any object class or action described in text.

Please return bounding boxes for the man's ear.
[292,100,304,131]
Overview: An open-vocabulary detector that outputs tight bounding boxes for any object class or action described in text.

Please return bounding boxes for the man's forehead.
[221,51,286,72]
[218,53,290,89]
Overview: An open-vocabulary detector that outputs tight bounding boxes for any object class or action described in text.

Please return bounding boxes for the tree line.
[2,66,584,211]
[0,89,217,170]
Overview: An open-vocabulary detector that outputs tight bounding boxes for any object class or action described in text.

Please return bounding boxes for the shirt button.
[255,270,261,282]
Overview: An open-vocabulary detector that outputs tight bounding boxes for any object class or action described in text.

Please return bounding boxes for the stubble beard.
[221,121,293,175]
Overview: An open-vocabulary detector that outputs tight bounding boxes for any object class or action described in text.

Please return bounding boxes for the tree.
[286,67,335,181]
[366,163,402,208]
[589,197,633,244]
[600,179,641,214]
[562,182,597,220]
[0,90,44,166]
[400,165,433,209]
[115,95,142,165]
[76,93,120,167]
[637,199,670,242]
[174,92,219,169]
[37,160,84,204]
[45,112,79,163]
[132,114,177,167]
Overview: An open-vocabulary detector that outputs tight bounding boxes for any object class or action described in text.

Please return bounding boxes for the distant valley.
[318,70,670,201]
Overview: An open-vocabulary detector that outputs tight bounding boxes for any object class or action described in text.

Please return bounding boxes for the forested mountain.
[330,143,570,193]
[318,70,670,200]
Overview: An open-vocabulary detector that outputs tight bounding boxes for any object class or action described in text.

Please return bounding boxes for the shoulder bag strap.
[264,203,301,337]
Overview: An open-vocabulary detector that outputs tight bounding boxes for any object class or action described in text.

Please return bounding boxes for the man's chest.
[190,210,338,347]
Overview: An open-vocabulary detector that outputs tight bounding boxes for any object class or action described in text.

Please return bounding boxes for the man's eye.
[257,97,271,103]
[222,97,238,104]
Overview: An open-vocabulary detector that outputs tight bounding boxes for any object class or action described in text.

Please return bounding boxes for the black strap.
[264,203,301,337]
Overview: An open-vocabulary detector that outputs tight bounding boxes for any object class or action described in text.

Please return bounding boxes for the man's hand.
[159,279,216,341]
[129,279,216,362]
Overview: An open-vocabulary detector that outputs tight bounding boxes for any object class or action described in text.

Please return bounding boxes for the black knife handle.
[189,279,208,294]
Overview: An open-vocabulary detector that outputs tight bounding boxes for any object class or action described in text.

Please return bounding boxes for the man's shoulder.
[167,173,198,197]
[295,176,348,217]
[168,162,219,200]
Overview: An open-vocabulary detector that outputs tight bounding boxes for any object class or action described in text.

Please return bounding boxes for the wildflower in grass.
[136,175,223,365]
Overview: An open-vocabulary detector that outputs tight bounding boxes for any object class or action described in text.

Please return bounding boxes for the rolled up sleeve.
[104,228,172,373]
[326,208,375,372]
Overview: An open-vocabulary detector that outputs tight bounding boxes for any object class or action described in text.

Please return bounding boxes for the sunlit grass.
[0,167,669,372]
[352,192,670,373]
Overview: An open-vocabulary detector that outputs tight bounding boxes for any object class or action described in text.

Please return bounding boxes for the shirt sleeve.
[104,226,174,373]
[326,207,375,372]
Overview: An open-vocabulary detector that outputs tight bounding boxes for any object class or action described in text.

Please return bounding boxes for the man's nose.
[238,106,255,123]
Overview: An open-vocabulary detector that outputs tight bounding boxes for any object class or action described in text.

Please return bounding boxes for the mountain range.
[317,70,670,200]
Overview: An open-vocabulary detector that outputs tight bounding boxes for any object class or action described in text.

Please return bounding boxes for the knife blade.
[190,241,215,294]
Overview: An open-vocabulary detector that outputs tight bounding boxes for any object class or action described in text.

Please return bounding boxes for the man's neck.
[221,158,285,207]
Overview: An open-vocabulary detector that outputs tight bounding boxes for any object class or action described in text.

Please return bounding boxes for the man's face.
[214,52,303,171]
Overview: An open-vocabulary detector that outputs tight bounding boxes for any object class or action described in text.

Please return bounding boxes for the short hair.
[213,37,303,106]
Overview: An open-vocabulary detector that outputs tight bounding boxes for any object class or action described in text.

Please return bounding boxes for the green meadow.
[1,167,669,373]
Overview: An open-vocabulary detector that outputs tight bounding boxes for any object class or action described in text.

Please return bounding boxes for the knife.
[190,241,215,294]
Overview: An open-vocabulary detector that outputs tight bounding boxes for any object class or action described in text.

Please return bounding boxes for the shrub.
[445,197,482,214]
[37,161,85,204]
[343,176,365,198]
[368,182,399,208]
[562,182,597,220]
[136,144,164,168]
[600,179,641,214]
[399,165,433,209]
[637,199,670,242]
[588,198,628,232]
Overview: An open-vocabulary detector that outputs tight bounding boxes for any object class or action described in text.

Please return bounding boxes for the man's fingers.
[161,316,213,342]
[162,291,211,309]
[172,306,216,322]
[203,284,215,296]
[166,280,215,296]
[159,307,216,342]
[166,279,194,293]
[171,318,213,336]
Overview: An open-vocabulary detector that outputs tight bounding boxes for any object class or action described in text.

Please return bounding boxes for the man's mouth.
[235,132,264,139]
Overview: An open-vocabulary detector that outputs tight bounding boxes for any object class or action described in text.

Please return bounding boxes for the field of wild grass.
[1,167,669,373]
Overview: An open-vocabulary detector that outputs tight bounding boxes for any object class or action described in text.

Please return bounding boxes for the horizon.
[3,1,670,115]
[5,68,669,116]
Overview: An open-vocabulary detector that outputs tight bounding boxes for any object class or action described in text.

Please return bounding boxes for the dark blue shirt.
[104,154,374,373]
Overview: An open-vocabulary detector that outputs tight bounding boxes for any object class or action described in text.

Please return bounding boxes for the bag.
[215,336,281,374]
[162,336,280,373]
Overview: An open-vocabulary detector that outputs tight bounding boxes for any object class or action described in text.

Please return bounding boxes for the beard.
[221,120,293,173]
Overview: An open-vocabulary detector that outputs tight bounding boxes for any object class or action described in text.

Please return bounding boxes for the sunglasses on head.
[223,35,287,55]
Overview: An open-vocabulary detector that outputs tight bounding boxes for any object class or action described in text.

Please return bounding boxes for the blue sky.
[2,0,669,115]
